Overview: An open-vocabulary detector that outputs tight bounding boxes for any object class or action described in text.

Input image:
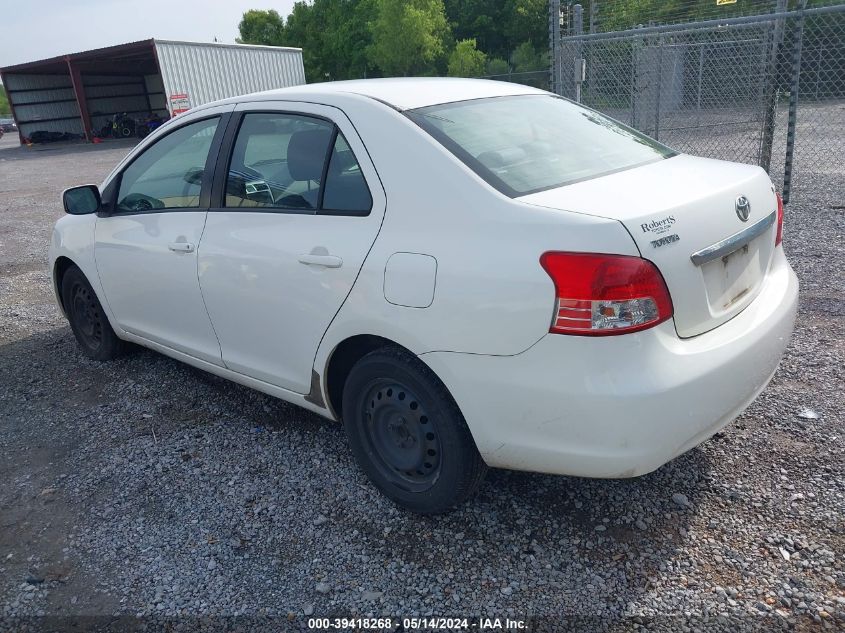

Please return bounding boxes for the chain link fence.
[478,70,551,91]
[548,2,845,203]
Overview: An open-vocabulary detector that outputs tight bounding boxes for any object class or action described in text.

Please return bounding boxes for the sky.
[0,0,297,68]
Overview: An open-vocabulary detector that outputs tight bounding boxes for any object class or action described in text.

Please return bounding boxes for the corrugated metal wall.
[4,73,83,137]
[154,41,306,114]
[145,74,167,113]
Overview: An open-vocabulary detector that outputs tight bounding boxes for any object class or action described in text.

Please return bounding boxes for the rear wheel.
[342,348,486,514]
[61,265,125,361]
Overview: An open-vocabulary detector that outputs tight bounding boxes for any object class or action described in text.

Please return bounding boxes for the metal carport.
[0,39,305,144]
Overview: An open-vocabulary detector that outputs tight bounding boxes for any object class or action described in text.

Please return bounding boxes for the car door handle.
[298,254,343,268]
[168,242,195,253]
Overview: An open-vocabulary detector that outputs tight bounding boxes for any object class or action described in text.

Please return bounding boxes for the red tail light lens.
[775,192,784,246]
[540,252,673,336]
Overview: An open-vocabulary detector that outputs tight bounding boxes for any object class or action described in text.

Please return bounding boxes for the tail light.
[540,252,673,336]
[775,192,784,246]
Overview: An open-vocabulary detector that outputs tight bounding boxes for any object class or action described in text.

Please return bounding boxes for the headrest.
[287,128,333,182]
[477,146,528,169]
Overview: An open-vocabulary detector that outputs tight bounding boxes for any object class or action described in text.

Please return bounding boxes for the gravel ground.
[0,131,843,632]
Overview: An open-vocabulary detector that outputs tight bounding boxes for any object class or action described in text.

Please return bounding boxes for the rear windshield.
[407,95,676,197]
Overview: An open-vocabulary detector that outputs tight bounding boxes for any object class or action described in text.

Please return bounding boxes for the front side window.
[225,113,372,214]
[407,95,676,197]
[116,117,219,212]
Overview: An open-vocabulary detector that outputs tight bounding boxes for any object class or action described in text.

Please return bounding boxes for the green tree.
[312,0,377,81]
[448,38,487,77]
[282,1,324,80]
[236,0,552,82]
[238,1,377,83]
[443,0,547,61]
[237,9,286,46]
[503,0,548,51]
[593,0,767,32]
[511,40,545,72]
[443,0,507,59]
[0,86,10,116]
[486,57,510,76]
[369,0,451,76]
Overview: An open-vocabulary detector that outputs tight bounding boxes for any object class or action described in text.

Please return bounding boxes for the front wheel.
[342,348,487,514]
[60,265,125,361]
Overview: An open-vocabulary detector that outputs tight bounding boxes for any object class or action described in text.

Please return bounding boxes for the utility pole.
[550,0,562,94]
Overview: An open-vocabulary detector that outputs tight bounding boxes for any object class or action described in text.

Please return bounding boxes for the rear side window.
[322,133,373,215]
[225,112,371,215]
[116,117,219,212]
[407,95,676,197]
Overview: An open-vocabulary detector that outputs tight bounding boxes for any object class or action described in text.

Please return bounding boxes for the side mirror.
[183,168,204,185]
[63,185,101,215]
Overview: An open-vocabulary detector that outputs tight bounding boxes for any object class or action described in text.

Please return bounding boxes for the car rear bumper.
[420,249,798,478]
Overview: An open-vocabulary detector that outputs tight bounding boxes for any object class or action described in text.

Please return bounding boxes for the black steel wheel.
[61,265,125,361]
[362,380,442,492]
[70,281,103,349]
[342,347,487,514]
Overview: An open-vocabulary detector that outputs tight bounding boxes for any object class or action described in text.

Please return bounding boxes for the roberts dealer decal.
[641,215,680,249]
[640,215,676,235]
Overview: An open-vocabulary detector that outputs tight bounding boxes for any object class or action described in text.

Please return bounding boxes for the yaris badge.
[735,196,751,222]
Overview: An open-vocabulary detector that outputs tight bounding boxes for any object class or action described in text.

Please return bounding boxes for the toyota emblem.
[735,196,751,222]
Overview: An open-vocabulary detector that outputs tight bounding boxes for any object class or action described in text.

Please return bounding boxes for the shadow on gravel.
[1,327,714,618]
[0,138,138,162]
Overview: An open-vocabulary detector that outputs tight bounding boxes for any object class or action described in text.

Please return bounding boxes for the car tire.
[342,347,487,514]
[61,265,125,361]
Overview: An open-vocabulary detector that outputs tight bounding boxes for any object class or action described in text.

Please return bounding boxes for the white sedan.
[51,78,798,513]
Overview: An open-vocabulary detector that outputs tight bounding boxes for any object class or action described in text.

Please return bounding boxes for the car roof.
[237,77,549,111]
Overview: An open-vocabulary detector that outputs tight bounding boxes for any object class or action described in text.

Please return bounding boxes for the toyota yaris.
[51,78,798,513]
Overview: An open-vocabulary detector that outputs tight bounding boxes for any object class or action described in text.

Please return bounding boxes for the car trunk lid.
[519,154,779,338]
